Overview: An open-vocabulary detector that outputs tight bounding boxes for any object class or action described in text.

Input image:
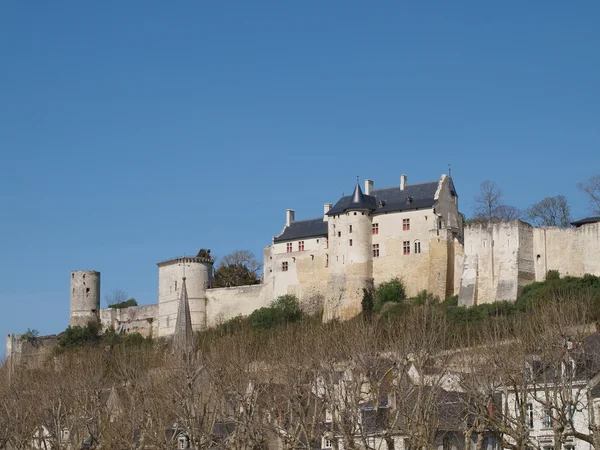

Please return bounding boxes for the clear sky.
[1,1,599,356]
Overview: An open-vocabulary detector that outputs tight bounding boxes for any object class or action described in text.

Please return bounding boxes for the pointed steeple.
[348,181,372,211]
[173,277,193,355]
[351,182,366,205]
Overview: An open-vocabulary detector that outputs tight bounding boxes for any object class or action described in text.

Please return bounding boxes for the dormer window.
[378,200,386,208]
[286,243,293,253]
[405,197,413,205]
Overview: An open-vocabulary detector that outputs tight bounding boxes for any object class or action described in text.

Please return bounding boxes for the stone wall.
[458,221,600,306]
[100,304,158,338]
[532,223,600,280]
[205,284,269,327]
[372,208,432,296]
[5,333,59,369]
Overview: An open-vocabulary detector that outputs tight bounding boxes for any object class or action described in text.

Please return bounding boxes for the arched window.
[414,240,421,254]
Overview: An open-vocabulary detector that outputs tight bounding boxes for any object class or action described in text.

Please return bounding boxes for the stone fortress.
[6,172,600,365]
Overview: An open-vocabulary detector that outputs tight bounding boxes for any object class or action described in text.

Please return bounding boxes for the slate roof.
[273,178,454,242]
[173,277,193,355]
[273,218,328,243]
[571,217,600,227]
[349,182,374,210]
[327,180,441,216]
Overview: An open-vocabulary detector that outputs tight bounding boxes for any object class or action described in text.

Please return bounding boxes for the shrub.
[361,279,375,318]
[272,294,302,322]
[413,290,439,305]
[546,270,560,281]
[376,278,406,306]
[109,298,138,309]
[59,321,101,348]
[248,294,302,329]
[22,328,39,341]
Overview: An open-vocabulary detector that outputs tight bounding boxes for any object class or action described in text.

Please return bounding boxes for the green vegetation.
[375,277,406,309]
[21,328,39,340]
[248,294,302,329]
[58,321,102,349]
[108,298,138,309]
[57,320,152,351]
[361,279,375,318]
[371,273,600,337]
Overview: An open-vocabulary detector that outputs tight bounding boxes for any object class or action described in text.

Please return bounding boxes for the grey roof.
[273,218,328,243]
[327,180,441,216]
[571,217,600,227]
[173,277,193,355]
[349,182,373,210]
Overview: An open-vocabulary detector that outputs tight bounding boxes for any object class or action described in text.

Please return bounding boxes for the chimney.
[286,209,295,227]
[323,203,332,222]
[400,174,407,191]
[365,179,373,195]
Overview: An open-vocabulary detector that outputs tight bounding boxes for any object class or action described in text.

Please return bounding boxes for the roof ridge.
[372,180,438,192]
[289,217,324,223]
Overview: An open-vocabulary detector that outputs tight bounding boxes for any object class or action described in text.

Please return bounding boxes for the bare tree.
[213,250,262,288]
[474,181,521,222]
[105,288,129,307]
[524,195,572,227]
[578,175,600,216]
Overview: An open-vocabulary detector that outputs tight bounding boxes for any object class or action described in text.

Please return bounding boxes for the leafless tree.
[105,288,129,307]
[213,250,262,288]
[524,195,572,227]
[578,175,600,216]
[474,181,521,223]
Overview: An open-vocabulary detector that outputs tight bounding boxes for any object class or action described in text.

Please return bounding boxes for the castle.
[6,173,600,365]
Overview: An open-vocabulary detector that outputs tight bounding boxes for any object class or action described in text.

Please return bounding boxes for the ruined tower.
[69,270,101,327]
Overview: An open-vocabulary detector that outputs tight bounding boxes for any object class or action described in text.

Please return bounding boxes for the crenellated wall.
[458,221,600,306]
[532,223,600,280]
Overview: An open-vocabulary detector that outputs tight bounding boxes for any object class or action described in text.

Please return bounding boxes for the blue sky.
[1,1,599,356]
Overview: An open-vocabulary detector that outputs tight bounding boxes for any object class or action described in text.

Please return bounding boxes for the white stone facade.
[458,221,600,306]
[50,173,600,343]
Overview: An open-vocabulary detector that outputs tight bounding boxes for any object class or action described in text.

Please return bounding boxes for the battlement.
[156,256,214,266]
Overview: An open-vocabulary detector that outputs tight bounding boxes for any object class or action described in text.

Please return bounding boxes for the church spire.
[173,277,193,355]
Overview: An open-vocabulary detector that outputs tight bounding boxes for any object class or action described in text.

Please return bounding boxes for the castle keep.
[6,173,600,364]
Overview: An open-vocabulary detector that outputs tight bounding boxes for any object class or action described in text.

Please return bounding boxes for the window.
[543,409,553,428]
[349,224,353,233]
[282,262,288,272]
[403,218,410,231]
[403,241,410,255]
[175,280,178,291]
[286,242,293,253]
[349,239,353,247]
[325,254,329,267]
[414,240,421,254]
[338,231,341,237]
[325,238,329,249]
[526,403,534,428]
[298,241,304,251]
[372,223,379,235]
[373,244,380,257]
[324,438,332,448]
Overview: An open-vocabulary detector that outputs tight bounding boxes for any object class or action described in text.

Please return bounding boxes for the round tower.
[324,182,374,321]
[70,270,101,327]
[157,256,214,337]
